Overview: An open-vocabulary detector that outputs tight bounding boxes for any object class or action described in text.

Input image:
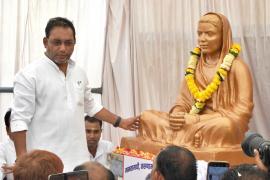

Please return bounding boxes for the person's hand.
[1,163,15,175]
[119,116,140,131]
[169,112,185,131]
[254,149,268,172]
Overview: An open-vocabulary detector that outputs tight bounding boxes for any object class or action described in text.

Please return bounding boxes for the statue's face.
[197,15,222,56]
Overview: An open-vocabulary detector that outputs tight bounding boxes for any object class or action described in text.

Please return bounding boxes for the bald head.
[74,161,115,180]
[151,145,197,180]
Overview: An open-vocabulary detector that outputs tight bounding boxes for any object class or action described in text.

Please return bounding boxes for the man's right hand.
[169,112,185,131]
[119,116,140,131]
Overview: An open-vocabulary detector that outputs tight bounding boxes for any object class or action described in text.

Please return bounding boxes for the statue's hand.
[169,112,185,131]
[184,113,200,125]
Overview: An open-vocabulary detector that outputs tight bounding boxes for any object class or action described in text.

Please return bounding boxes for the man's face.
[197,17,222,56]
[43,26,75,64]
[85,121,102,148]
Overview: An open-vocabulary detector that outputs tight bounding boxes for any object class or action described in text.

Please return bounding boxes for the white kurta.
[0,138,16,180]
[89,140,114,168]
[10,55,103,171]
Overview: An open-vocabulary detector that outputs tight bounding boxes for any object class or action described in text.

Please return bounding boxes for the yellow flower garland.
[185,44,241,114]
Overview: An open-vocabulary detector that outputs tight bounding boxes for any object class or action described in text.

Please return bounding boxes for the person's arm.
[94,108,118,124]
[12,131,27,158]
[0,133,26,176]
[84,74,139,131]
[11,69,36,158]
[94,108,139,131]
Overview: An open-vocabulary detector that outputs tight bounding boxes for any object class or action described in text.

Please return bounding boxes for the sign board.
[123,155,153,180]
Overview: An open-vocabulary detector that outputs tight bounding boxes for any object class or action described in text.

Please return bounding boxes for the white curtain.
[102,0,270,142]
[0,0,107,141]
[102,0,136,145]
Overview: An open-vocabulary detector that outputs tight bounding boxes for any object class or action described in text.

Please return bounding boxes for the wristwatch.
[113,116,122,127]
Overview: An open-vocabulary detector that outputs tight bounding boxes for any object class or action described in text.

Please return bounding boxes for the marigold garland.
[185,44,241,114]
[113,147,155,160]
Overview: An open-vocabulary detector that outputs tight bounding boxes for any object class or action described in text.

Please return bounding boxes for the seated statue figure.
[138,12,253,149]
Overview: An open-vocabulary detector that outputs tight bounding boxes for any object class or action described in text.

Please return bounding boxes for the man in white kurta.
[10,17,139,172]
[84,115,115,168]
[11,56,102,171]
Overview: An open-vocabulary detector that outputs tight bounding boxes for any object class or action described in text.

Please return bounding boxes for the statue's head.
[197,14,223,57]
[197,12,233,61]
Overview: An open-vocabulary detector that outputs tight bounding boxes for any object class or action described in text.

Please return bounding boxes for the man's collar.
[43,53,75,70]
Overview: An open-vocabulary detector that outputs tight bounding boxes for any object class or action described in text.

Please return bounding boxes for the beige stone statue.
[138,12,254,150]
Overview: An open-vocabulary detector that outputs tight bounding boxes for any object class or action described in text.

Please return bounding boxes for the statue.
[138,12,253,150]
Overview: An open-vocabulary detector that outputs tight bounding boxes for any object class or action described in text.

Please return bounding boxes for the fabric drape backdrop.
[1,0,270,145]
[102,0,136,145]
[0,0,107,141]
[102,0,270,144]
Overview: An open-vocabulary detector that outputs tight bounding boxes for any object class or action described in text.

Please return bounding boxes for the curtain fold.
[102,0,136,146]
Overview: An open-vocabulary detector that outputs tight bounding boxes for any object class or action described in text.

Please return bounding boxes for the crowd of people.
[1,108,270,179]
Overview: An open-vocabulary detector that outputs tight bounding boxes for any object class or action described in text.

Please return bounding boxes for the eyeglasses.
[48,39,75,47]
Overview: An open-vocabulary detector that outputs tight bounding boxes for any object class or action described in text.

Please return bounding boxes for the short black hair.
[156,145,197,180]
[222,164,269,180]
[45,17,76,40]
[4,108,11,129]
[84,115,102,128]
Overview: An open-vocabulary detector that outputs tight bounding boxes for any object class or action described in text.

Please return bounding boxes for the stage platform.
[121,136,255,166]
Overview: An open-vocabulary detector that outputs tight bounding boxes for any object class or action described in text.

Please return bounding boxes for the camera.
[241,132,270,167]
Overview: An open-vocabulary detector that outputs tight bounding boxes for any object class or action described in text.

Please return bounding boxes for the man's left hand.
[119,116,140,131]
